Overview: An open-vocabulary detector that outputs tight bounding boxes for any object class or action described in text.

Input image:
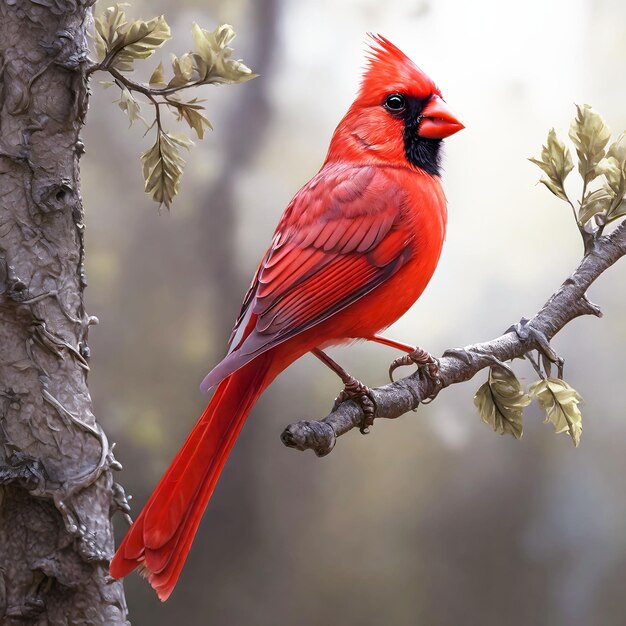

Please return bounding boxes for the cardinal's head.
[326,35,464,175]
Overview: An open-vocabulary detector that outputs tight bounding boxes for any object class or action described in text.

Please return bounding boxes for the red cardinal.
[110,35,463,600]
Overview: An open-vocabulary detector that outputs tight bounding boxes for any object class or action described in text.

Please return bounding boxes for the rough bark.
[282,220,626,456]
[0,2,129,624]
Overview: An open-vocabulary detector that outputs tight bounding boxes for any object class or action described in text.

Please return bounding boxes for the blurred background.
[83,0,626,624]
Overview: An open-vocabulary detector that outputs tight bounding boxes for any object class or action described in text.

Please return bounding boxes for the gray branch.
[281,220,626,457]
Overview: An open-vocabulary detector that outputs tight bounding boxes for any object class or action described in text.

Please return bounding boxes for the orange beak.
[418,95,464,139]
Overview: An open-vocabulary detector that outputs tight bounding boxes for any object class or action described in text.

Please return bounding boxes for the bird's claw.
[508,317,564,378]
[333,376,376,434]
[388,347,441,386]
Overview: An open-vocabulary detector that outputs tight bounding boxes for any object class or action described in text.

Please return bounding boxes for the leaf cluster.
[91,5,256,209]
[94,5,171,72]
[474,366,583,447]
[530,105,626,245]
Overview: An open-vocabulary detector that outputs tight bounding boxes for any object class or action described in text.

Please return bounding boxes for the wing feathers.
[203,164,415,389]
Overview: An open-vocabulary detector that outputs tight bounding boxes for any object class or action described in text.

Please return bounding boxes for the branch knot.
[281,420,337,457]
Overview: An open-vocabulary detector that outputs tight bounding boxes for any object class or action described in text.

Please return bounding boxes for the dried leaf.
[579,187,612,224]
[118,87,140,125]
[167,132,194,149]
[608,199,626,222]
[93,5,170,71]
[536,177,569,202]
[167,98,212,139]
[191,22,216,68]
[607,133,626,174]
[149,61,165,86]
[168,53,196,88]
[577,134,626,226]
[93,31,107,63]
[112,15,171,72]
[599,156,621,195]
[529,377,583,447]
[529,128,573,202]
[604,134,626,223]
[569,104,611,186]
[140,130,191,208]
[190,23,256,85]
[474,366,530,439]
[93,4,128,61]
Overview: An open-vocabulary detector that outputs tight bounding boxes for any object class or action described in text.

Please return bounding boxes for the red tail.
[109,356,272,601]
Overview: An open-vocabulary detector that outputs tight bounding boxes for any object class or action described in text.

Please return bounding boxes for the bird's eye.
[384,93,406,112]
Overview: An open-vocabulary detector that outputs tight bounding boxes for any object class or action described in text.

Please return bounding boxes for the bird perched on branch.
[110,34,463,600]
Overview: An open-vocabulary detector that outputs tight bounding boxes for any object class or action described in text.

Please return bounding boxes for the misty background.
[83,0,626,623]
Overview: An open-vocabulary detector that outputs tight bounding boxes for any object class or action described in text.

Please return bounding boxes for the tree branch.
[104,65,207,98]
[281,220,626,457]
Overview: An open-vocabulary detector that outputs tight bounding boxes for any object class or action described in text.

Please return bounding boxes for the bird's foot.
[312,348,377,434]
[388,346,441,387]
[333,376,376,434]
[508,317,564,378]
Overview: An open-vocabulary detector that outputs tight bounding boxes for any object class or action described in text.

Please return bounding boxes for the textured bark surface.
[0,2,129,624]
[282,221,626,456]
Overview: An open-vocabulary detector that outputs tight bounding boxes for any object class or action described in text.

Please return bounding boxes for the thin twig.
[99,64,207,98]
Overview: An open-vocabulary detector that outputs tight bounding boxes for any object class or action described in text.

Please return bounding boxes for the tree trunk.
[0,2,129,624]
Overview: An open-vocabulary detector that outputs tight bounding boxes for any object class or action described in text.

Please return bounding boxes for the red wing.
[201,164,413,391]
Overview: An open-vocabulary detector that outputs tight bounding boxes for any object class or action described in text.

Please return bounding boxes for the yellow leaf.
[579,187,612,224]
[118,87,140,125]
[473,367,530,439]
[607,132,626,174]
[168,53,196,88]
[112,15,171,72]
[604,134,626,222]
[608,199,626,222]
[93,4,128,60]
[140,130,190,209]
[191,23,215,68]
[95,4,128,46]
[168,99,213,139]
[188,23,256,85]
[530,377,583,447]
[529,128,573,202]
[93,29,107,62]
[569,104,611,186]
[149,61,166,86]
